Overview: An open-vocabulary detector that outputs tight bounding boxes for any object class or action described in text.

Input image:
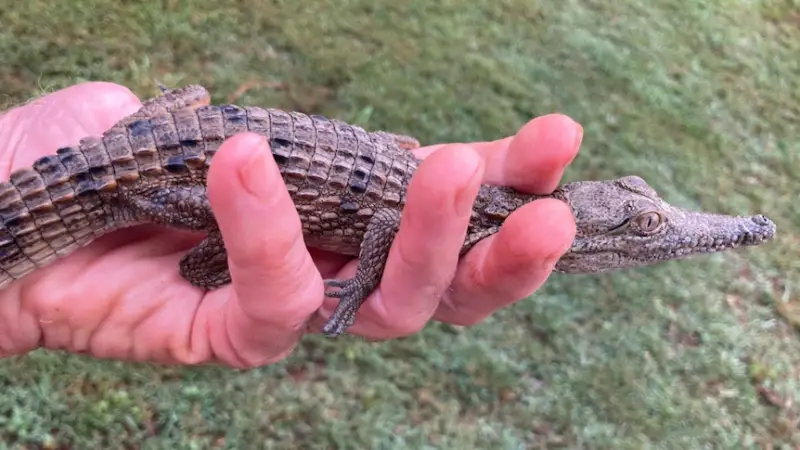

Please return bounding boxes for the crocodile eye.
[635,212,662,232]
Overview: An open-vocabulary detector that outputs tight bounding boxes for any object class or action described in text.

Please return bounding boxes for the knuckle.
[385,316,428,337]
[238,344,298,369]
[227,328,304,369]
[25,284,68,325]
[453,253,503,302]
[88,333,131,360]
[446,311,490,327]
[436,294,492,327]
[232,261,324,324]
[376,293,443,338]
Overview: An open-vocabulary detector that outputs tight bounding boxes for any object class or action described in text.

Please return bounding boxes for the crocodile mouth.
[553,214,776,274]
[656,214,776,256]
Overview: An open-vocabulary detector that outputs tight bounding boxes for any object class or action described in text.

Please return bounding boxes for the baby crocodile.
[0,85,776,336]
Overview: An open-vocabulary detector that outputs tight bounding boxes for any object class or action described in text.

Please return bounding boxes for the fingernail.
[238,134,273,198]
[572,122,584,153]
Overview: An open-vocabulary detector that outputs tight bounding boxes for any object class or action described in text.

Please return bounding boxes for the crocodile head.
[553,175,776,274]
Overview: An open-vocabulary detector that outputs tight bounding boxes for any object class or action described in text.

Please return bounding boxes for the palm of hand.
[0,82,581,368]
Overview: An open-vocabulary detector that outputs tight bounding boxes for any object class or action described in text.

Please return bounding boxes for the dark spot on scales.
[227,115,247,125]
[34,155,60,167]
[270,138,292,148]
[60,154,79,166]
[33,155,68,180]
[4,215,22,228]
[165,156,189,173]
[75,180,96,197]
[55,147,73,156]
[73,172,92,183]
[270,138,292,165]
[88,166,108,178]
[340,201,359,213]
[222,105,247,124]
[348,167,370,193]
[358,154,375,164]
[128,119,153,137]
[179,139,200,148]
[349,181,368,194]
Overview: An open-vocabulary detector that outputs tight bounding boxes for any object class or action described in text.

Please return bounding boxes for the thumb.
[206,133,323,361]
[0,82,143,169]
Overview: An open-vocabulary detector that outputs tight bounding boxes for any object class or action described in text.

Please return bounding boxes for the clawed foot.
[323,278,348,294]
[321,277,364,337]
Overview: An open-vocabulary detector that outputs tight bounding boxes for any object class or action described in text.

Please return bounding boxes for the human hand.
[0,82,580,367]
[312,108,581,337]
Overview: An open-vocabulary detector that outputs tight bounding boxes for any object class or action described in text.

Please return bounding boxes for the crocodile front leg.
[180,207,404,337]
[322,208,402,336]
[179,228,231,288]
[122,185,232,288]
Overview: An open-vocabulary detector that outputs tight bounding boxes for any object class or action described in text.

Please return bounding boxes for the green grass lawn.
[1,0,799,448]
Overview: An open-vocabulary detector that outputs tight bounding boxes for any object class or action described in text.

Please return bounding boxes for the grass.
[0,0,798,447]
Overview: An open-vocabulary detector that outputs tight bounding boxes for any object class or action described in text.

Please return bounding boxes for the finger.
[205,133,323,364]
[0,82,142,167]
[324,144,484,338]
[45,82,144,133]
[209,132,323,322]
[495,114,582,193]
[433,198,575,326]
[415,114,582,193]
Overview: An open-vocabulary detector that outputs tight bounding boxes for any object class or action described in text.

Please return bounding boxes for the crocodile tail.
[0,133,124,287]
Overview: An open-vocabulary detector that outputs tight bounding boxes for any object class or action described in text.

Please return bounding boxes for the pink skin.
[0,82,581,367]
